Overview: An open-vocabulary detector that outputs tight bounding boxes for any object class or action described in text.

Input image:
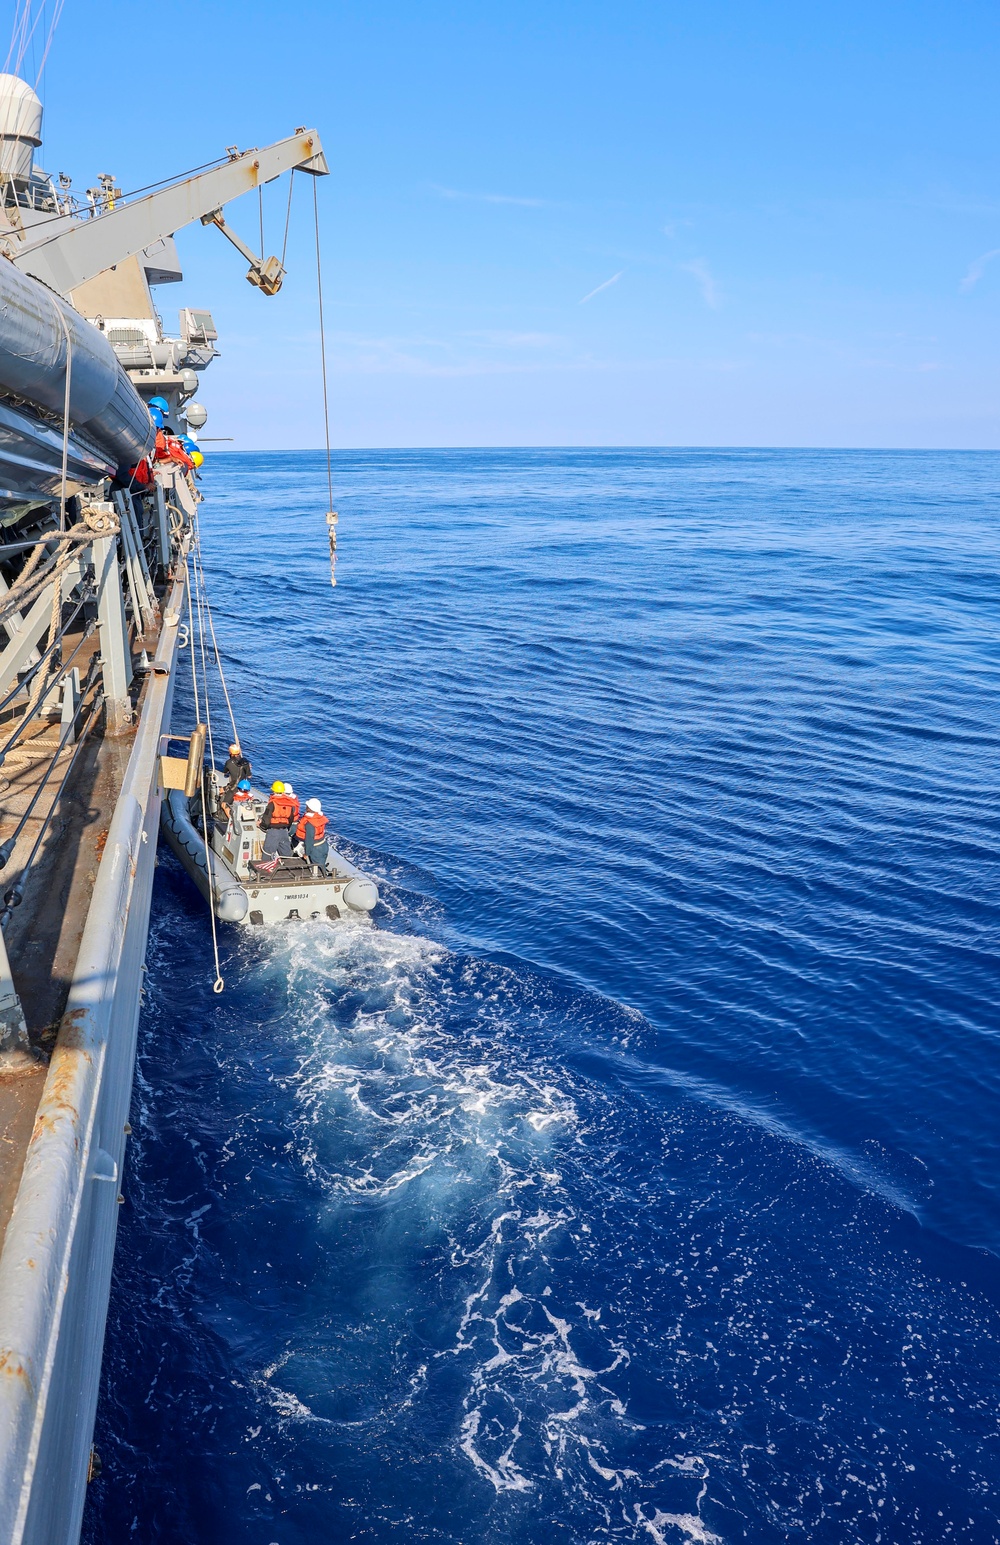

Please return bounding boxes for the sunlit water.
[84,449,1000,1543]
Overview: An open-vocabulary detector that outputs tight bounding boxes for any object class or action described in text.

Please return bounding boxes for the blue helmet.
[178,434,197,453]
[237,779,251,791]
[148,395,169,413]
[149,405,163,428]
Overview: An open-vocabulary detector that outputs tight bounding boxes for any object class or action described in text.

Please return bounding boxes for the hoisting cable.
[281,169,295,268]
[312,177,337,588]
[185,550,224,994]
[191,511,240,747]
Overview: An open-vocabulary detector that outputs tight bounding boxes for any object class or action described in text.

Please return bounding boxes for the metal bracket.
[200,208,285,295]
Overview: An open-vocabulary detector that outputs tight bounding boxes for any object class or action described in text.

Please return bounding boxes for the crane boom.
[11,130,328,296]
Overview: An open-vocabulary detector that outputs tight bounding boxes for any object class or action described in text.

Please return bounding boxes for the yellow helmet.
[191,449,204,468]
[271,780,284,794]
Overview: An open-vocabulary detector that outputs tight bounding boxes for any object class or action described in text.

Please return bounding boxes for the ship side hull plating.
[0,569,184,1545]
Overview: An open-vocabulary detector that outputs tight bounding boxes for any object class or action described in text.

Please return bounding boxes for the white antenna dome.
[0,74,42,182]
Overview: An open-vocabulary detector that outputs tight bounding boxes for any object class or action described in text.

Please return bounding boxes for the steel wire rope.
[17,155,233,241]
[312,177,335,518]
[33,0,64,85]
[184,549,223,994]
[0,620,95,767]
[0,587,91,718]
[281,170,295,268]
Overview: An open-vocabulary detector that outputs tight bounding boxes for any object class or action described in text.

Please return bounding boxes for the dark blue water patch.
[85,449,1000,1543]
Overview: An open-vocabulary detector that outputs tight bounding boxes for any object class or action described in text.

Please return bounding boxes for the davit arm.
[10,130,329,297]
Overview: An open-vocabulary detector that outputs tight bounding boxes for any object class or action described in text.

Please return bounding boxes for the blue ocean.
[83,449,1000,1544]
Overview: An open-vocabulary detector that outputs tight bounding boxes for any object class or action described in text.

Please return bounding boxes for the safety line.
[185,548,224,993]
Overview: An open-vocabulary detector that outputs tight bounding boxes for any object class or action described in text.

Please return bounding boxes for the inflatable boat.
[160,773,379,926]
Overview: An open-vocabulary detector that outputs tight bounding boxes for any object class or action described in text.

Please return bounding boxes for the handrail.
[0,687,104,927]
[0,621,96,767]
[0,589,93,719]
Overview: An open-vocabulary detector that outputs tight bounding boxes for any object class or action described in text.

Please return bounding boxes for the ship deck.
[0,604,163,1249]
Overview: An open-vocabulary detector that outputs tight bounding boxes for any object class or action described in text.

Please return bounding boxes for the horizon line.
[198,443,1000,455]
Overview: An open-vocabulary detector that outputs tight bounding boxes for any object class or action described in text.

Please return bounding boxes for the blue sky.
[27,0,1000,447]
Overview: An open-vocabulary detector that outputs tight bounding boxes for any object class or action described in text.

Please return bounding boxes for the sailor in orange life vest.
[261,781,296,857]
[295,799,330,869]
[282,782,301,831]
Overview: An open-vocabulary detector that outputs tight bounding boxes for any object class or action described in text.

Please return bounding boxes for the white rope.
[50,298,72,534]
[190,506,240,746]
[24,301,74,714]
[184,552,200,724]
[184,550,224,994]
[191,530,216,773]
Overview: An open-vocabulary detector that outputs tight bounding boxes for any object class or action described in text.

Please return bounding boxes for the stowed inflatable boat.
[160,768,380,926]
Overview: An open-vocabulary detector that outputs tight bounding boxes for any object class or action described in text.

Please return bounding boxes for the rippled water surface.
[85,449,1000,1543]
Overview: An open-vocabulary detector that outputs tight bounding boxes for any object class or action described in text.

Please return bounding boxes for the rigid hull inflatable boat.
[160,771,379,926]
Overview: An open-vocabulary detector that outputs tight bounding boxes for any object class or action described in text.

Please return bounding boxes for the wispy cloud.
[662,219,693,239]
[679,259,721,309]
[579,270,624,304]
[427,183,546,207]
[463,330,561,348]
[960,248,1000,292]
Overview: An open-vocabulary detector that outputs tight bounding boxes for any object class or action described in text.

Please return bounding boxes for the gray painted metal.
[93,534,132,735]
[0,560,84,697]
[152,483,170,571]
[0,568,185,1545]
[0,927,28,1051]
[14,132,329,296]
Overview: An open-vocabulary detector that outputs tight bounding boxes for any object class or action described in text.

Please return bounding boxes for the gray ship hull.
[0,568,184,1545]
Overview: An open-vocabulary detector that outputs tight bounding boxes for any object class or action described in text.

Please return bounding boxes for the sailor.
[223,742,252,793]
[148,394,172,430]
[295,799,330,870]
[217,744,251,821]
[233,779,252,803]
[261,780,293,857]
[282,781,301,833]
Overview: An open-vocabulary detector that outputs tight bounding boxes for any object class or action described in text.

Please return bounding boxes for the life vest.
[233,789,251,803]
[268,793,297,826]
[296,811,328,842]
[154,430,194,470]
[166,438,195,470]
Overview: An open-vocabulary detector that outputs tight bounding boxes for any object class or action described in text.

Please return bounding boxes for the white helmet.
[306,798,322,814]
